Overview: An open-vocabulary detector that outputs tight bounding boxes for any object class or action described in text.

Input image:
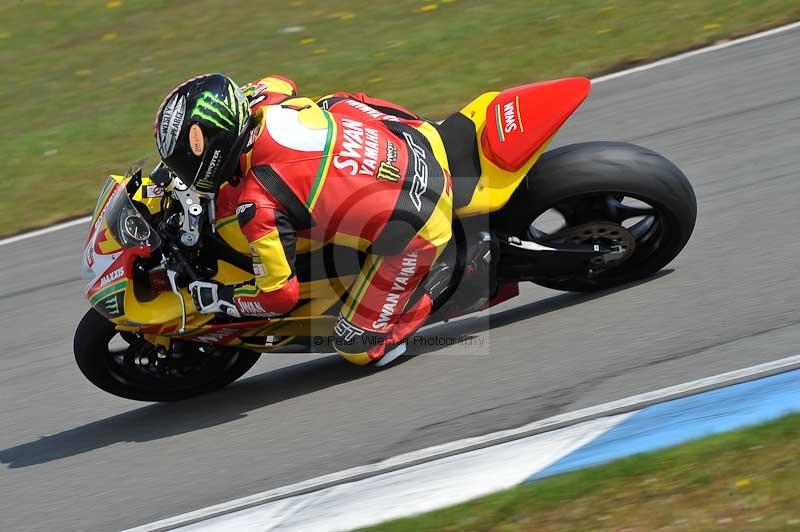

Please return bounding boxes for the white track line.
[0,216,91,247]
[591,20,800,83]
[3,20,800,249]
[124,354,800,532]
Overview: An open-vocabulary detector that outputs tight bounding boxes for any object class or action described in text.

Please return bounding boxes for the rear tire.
[74,309,260,402]
[500,142,696,292]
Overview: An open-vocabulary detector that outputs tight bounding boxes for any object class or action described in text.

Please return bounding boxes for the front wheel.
[499,142,697,292]
[73,309,260,402]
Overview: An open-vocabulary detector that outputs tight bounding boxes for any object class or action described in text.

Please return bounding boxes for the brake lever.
[162,237,201,334]
[166,269,186,333]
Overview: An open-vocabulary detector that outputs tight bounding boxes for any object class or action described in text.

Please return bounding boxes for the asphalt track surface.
[2,27,800,532]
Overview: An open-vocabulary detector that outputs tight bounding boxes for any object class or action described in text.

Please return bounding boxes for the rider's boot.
[367,293,434,367]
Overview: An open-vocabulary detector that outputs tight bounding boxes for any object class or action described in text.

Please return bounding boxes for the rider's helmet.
[154,73,252,195]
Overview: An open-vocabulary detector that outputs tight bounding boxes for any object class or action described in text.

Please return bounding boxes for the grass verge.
[2,0,800,235]
[364,413,800,531]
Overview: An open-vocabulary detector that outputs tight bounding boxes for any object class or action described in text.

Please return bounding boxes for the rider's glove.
[189,281,241,318]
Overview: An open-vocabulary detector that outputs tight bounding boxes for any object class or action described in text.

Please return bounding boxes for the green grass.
[2,0,800,235]
[365,413,800,531]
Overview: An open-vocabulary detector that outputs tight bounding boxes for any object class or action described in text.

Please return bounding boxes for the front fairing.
[83,175,161,319]
[77,164,351,344]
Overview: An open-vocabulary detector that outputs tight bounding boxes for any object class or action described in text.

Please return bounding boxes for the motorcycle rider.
[154,73,452,366]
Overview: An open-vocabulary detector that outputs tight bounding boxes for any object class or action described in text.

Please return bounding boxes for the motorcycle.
[75,77,696,401]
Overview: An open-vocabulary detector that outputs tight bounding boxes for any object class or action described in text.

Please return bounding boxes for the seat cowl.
[481,78,591,171]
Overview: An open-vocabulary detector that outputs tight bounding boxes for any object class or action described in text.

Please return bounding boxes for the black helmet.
[154,73,252,194]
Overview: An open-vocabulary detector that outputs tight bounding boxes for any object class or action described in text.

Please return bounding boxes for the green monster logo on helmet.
[191,83,246,132]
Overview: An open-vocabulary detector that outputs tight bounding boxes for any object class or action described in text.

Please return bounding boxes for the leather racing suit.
[212,76,453,365]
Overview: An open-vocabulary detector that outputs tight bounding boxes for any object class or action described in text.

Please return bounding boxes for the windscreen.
[82,177,161,285]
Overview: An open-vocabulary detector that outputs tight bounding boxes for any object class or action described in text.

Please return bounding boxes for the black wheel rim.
[103,332,243,393]
[526,191,670,279]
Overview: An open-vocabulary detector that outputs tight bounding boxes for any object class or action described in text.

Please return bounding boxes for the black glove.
[189,281,241,318]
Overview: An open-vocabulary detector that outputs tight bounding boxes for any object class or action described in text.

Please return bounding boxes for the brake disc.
[544,222,636,267]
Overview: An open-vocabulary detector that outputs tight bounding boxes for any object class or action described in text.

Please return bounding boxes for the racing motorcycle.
[75,77,697,401]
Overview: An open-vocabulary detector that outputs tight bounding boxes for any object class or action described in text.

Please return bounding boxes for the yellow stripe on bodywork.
[214,260,253,285]
[217,221,250,255]
[97,227,123,254]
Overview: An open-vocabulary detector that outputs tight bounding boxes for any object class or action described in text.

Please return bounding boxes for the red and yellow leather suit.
[213,76,453,364]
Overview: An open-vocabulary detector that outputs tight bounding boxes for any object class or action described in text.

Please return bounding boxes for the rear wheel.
[499,142,696,292]
[74,309,260,402]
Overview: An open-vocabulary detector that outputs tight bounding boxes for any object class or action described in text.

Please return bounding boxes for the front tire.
[74,309,260,402]
[500,142,697,292]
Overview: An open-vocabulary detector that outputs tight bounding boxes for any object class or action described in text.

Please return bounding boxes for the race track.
[2,26,800,532]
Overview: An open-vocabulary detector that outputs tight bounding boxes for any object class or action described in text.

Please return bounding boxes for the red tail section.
[481,78,591,171]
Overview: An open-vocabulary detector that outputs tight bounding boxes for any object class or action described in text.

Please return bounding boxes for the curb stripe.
[529,368,800,481]
[123,354,800,532]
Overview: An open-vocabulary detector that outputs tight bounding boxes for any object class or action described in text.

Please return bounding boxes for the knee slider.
[333,314,388,355]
